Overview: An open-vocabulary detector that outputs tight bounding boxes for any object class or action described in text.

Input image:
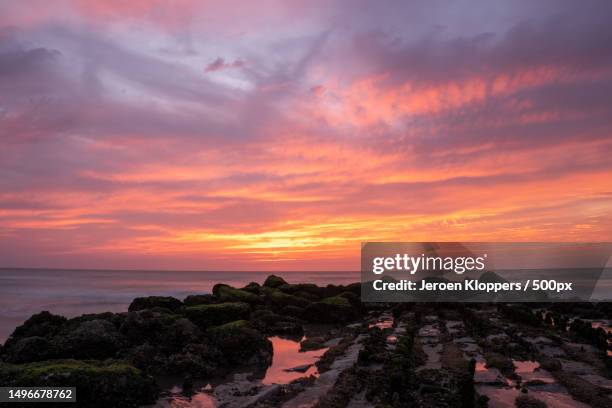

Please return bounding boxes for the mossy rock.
[5,311,66,346]
[52,319,126,360]
[321,283,360,298]
[207,320,272,365]
[250,309,303,335]
[322,284,346,298]
[128,296,183,312]
[277,283,323,297]
[119,310,183,347]
[294,291,321,302]
[250,309,282,326]
[263,288,310,309]
[242,282,262,294]
[303,296,359,323]
[279,305,307,319]
[539,357,561,372]
[184,302,251,328]
[212,284,263,304]
[156,318,203,352]
[337,291,360,306]
[64,312,125,331]
[183,294,217,306]
[0,359,158,408]
[343,282,362,296]
[321,295,352,307]
[278,283,326,302]
[123,343,165,373]
[263,274,287,288]
[300,337,327,351]
[484,352,515,373]
[165,343,225,376]
[3,336,54,364]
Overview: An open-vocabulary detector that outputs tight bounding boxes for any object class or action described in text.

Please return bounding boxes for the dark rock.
[245,383,282,405]
[569,319,610,351]
[552,370,611,407]
[294,291,321,301]
[263,274,287,288]
[242,282,262,294]
[277,283,324,298]
[119,310,161,345]
[343,282,362,296]
[263,287,310,310]
[250,309,303,335]
[484,352,515,373]
[316,336,355,373]
[207,320,272,366]
[303,296,359,323]
[119,310,182,348]
[284,363,313,373]
[322,284,346,298]
[182,375,194,394]
[315,366,365,407]
[184,302,251,328]
[160,318,202,352]
[183,294,217,306]
[128,296,182,312]
[64,312,125,331]
[124,343,165,372]
[3,336,54,363]
[212,284,263,304]
[539,357,561,372]
[271,321,304,335]
[0,359,158,408]
[165,343,224,376]
[5,311,66,345]
[358,328,389,366]
[338,291,361,307]
[516,395,547,408]
[130,297,181,313]
[147,307,175,314]
[280,305,307,319]
[53,319,125,359]
[300,336,327,351]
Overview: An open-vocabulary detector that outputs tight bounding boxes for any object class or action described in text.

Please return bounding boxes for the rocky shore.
[1,275,611,408]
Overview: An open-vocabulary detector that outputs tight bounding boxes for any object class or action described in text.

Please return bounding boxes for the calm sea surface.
[0,269,360,343]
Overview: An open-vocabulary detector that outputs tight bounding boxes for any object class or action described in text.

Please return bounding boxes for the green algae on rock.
[128,296,183,312]
[304,295,359,323]
[0,359,158,408]
[207,320,273,365]
[184,301,251,328]
[213,283,263,304]
[263,274,288,288]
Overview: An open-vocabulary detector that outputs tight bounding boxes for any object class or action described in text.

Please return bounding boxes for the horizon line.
[0,266,361,273]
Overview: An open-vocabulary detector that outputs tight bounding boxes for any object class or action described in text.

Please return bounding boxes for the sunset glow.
[1,0,612,270]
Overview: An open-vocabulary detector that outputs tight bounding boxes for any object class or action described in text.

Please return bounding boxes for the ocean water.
[0,268,360,343]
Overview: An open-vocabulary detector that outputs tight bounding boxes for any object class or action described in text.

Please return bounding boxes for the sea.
[0,268,360,343]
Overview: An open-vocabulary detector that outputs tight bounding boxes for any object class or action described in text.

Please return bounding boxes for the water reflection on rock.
[262,336,327,384]
[153,335,327,407]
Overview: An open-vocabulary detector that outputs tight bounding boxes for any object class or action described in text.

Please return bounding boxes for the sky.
[1,0,611,271]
